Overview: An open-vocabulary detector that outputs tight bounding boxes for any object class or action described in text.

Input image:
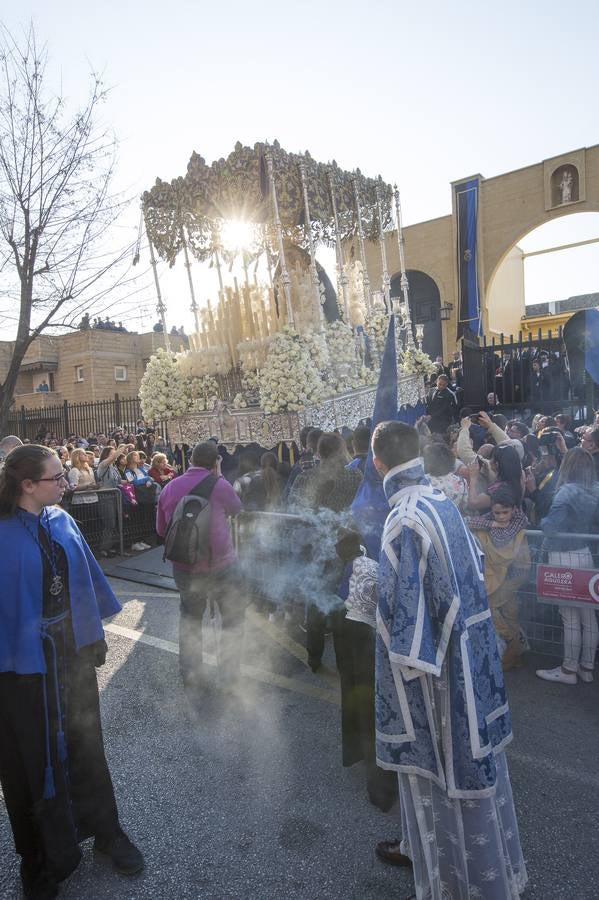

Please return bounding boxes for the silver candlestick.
[298,155,323,327]
[327,165,351,323]
[393,185,415,350]
[265,144,294,327]
[146,220,170,351]
[352,172,371,311]
[181,225,201,336]
[376,178,391,312]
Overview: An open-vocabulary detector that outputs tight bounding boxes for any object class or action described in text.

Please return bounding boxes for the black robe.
[0,526,119,880]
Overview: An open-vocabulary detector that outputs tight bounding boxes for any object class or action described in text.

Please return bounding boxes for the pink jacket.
[156,467,242,573]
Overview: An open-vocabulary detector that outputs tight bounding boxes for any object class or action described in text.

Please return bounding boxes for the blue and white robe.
[376,459,527,899]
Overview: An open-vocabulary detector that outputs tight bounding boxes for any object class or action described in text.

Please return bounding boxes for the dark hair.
[490,485,517,508]
[491,414,508,430]
[317,432,349,463]
[0,445,57,516]
[352,424,371,455]
[372,421,420,470]
[260,452,281,507]
[191,441,219,469]
[555,413,571,428]
[99,446,113,462]
[510,421,529,437]
[585,427,599,449]
[556,447,595,491]
[491,444,523,502]
[423,441,454,477]
[307,428,324,453]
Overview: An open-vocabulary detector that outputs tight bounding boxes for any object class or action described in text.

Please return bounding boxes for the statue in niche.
[560,169,574,204]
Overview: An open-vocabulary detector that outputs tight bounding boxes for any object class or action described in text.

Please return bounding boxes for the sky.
[2,0,599,337]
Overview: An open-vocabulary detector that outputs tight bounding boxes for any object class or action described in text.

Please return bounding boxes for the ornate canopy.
[142,140,394,267]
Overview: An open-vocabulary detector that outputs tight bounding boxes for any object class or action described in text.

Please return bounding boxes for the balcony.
[13,391,64,410]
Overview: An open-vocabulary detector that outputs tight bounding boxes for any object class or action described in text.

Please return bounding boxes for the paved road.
[1,577,599,899]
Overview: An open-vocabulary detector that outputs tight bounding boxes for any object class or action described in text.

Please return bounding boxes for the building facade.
[1,327,188,410]
[358,144,599,359]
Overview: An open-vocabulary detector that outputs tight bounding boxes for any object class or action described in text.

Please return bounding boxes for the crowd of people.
[2,359,599,898]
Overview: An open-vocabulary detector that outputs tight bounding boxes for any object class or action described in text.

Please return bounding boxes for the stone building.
[0,326,188,410]
[358,144,599,359]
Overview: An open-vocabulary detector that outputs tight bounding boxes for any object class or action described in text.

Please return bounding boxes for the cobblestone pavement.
[1,577,598,899]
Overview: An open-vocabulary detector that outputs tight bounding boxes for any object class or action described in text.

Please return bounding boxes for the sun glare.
[220,219,255,254]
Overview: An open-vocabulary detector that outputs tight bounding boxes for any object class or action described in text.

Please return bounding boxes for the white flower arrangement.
[364,307,389,359]
[187,374,220,412]
[356,365,378,387]
[398,347,437,378]
[232,392,248,409]
[258,326,325,414]
[300,328,330,372]
[241,368,260,395]
[139,348,190,420]
[325,320,361,394]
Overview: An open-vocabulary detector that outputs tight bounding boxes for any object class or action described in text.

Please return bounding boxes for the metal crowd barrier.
[232,513,599,665]
[120,487,159,548]
[518,530,599,662]
[61,487,124,556]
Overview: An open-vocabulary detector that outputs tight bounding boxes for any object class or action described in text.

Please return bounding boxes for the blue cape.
[0,506,121,674]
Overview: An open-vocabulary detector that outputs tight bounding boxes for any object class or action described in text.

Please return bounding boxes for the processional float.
[141,140,429,445]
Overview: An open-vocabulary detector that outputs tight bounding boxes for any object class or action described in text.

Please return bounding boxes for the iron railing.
[461,328,594,421]
[7,394,170,443]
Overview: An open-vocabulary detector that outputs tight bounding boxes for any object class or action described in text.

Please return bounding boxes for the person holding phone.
[525,428,565,524]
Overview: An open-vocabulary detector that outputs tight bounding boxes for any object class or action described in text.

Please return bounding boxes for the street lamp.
[440,302,454,322]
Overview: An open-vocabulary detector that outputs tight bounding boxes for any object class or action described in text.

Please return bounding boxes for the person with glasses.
[0,445,143,900]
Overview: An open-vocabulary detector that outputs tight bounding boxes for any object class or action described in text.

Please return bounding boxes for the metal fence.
[7,394,170,443]
[232,512,599,666]
[61,487,124,556]
[61,485,160,555]
[461,329,594,421]
[518,530,599,663]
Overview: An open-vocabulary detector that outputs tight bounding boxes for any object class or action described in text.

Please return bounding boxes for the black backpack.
[162,475,218,565]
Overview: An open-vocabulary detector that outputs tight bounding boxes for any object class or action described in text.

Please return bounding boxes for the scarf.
[468,508,529,547]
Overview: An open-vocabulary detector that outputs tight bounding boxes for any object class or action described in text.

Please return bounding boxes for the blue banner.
[455,177,481,341]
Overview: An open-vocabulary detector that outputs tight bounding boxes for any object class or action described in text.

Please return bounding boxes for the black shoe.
[375,839,412,867]
[20,859,59,900]
[94,828,144,875]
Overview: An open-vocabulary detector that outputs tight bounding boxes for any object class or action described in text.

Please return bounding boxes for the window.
[75,366,84,382]
[114,365,128,382]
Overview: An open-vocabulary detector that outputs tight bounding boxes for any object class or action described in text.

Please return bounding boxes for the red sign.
[536,565,599,607]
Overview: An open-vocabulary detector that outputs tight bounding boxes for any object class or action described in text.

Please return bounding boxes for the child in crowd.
[469,485,530,670]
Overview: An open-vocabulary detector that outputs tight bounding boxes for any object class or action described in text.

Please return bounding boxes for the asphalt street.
[1,574,599,900]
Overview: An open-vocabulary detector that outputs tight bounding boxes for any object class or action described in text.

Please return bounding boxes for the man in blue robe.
[368,421,527,900]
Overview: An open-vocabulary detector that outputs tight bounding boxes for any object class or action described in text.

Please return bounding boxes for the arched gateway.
[360,145,599,356]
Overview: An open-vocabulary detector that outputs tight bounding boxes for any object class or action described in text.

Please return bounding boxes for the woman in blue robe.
[0,445,143,900]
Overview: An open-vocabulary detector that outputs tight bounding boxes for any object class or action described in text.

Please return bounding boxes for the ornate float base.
[170,375,424,447]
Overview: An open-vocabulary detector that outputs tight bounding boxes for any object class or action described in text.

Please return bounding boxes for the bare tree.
[0,25,133,434]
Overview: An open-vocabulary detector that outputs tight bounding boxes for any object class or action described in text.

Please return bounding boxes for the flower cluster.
[398,348,437,378]
[139,348,190,420]
[364,308,389,360]
[232,392,248,409]
[300,328,329,373]
[258,326,325,414]
[325,320,360,394]
[188,374,220,412]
